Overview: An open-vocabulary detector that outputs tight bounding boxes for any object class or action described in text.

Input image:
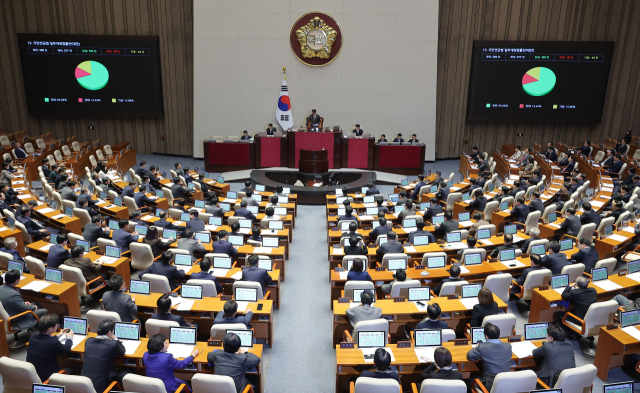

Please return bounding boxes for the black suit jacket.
[83,223,110,247]
[26,333,73,381]
[139,262,185,290]
[511,204,530,224]
[369,225,391,242]
[470,302,499,327]
[421,365,464,380]
[561,286,597,319]
[570,247,599,272]
[469,197,487,213]
[560,216,581,236]
[207,350,261,393]
[265,127,276,135]
[580,210,601,227]
[344,245,367,256]
[375,240,404,258]
[423,204,443,220]
[532,340,576,379]
[241,266,272,293]
[529,198,544,214]
[81,337,126,392]
[434,220,459,236]
[540,252,569,275]
[352,129,364,136]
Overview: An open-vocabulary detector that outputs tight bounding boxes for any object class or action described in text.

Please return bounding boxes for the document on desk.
[622,226,636,234]
[230,271,243,280]
[479,239,494,246]
[413,301,428,312]
[501,260,526,269]
[590,200,605,208]
[548,223,561,228]
[51,214,65,220]
[414,347,436,363]
[141,215,155,221]
[235,301,248,312]
[332,248,344,255]
[458,266,470,274]
[622,326,640,341]
[13,181,24,185]
[39,243,55,251]
[450,187,461,192]
[459,298,479,309]
[404,246,416,253]
[403,227,417,233]
[205,225,219,231]
[459,220,473,228]
[510,341,535,358]
[447,242,468,250]
[121,340,142,355]
[167,344,194,359]
[38,208,54,214]
[95,256,119,265]
[608,234,628,242]
[512,235,525,243]
[362,347,394,363]
[602,187,614,192]
[261,229,279,235]
[172,221,184,226]
[176,300,194,311]
[626,272,640,283]
[210,268,230,278]
[509,175,519,180]
[70,335,87,349]
[359,215,375,221]
[363,203,377,208]
[164,182,174,187]
[13,187,27,191]
[170,297,184,307]
[253,247,273,254]
[0,227,8,232]
[338,271,348,280]
[238,228,251,234]
[592,279,622,291]
[22,281,52,292]
[223,198,237,203]
[553,287,565,295]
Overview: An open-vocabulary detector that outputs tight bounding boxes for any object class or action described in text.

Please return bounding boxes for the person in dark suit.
[46,234,72,268]
[41,158,51,178]
[435,181,450,202]
[469,190,488,213]
[190,258,224,295]
[393,133,404,143]
[81,320,128,392]
[532,323,576,386]
[141,175,157,194]
[143,333,199,393]
[510,197,530,229]
[241,190,259,207]
[396,190,410,206]
[601,149,615,167]
[340,222,362,243]
[17,205,52,241]
[26,314,73,382]
[64,246,110,289]
[0,237,24,263]
[76,187,97,209]
[365,183,380,196]
[185,210,205,232]
[468,178,480,194]
[519,227,541,254]
[213,230,238,259]
[352,124,364,136]
[307,109,321,130]
[48,164,60,185]
[135,161,148,178]
[470,288,499,327]
[467,146,480,163]
[419,347,463,383]
[102,274,137,322]
[411,175,427,200]
[83,216,110,248]
[208,332,261,393]
[374,198,388,215]
[432,171,444,187]
[347,258,372,281]
[338,206,359,225]
[529,191,544,215]
[375,231,404,258]
[416,303,449,330]
[466,323,513,390]
[241,255,272,294]
[546,146,558,162]
[570,238,599,272]
[151,294,195,327]
[133,185,155,213]
[606,200,625,222]
[580,203,601,228]
[568,177,580,194]
[345,290,382,327]
[121,181,136,199]
[561,156,575,175]
[489,233,518,258]
[423,198,444,221]
[359,348,400,382]
[369,218,391,242]
[170,178,193,200]
[344,236,367,256]
[234,201,256,221]
[377,134,388,144]
[560,208,581,236]
[540,241,569,275]
[578,141,592,157]
[0,191,16,215]
[408,134,419,144]
[213,300,253,327]
[265,123,277,135]
[113,219,140,252]
[478,155,490,174]
[555,276,597,340]
[433,211,458,237]
[240,130,252,140]
[407,220,435,245]
[77,197,100,218]
[433,265,464,295]
[511,254,545,294]
[140,251,185,291]
[154,210,180,230]
[0,270,49,339]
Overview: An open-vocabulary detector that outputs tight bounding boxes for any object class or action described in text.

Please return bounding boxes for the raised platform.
[249,170,376,205]
[223,167,405,184]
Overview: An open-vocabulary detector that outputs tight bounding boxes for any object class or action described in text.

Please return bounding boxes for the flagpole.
[283,67,286,81]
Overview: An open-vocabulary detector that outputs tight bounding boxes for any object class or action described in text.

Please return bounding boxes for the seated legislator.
[240,180,253,193]
[81,320,128,393]
[206,196,225,217]
[560,207,581,236]
[554,276,597,335]
[78,198,100,218]
[579,202,602,227]
[143,226,172,257]
[365,182,380,196]
[532,323,576,386]
[419,347,463,383]
[47,233,72,268]
[545,146,558,162]
[240,130,252,140]
[469,288,499,327]
[265,123,277,135]
[511,254,545,294]
[407,220,435,245]
[140,251,185,291]
[26,314,73,381]
[393,133,404,143]
[64,245,110,288]
[154,210,180,231]
[345,290,381,327]
[207,332,261,393]
[510,146,524,161]
[468,213,489,238]
[190,257,224,294]
[433,211,458,236]
[411,174,427,200]
[509,197,529,229]
[359,348,400,382]
[1,237,24,263]
[352,124,364,136]
[177,228,206,254]
[212,230,238,259]
[540,241,569,275]
[213,300,253,327]
[102,274,138,322]
[433,265,463,295]
[235,201,256,220]
[435,181,450,202]
[185,209,205,232]
[113,219,140,252]
[398,200,418,220]
[423,198,444,221]
[344,235,367,256]
[457,237,481,256]
[241,190,259,207]
[133,185,155,213]
[605,154,624,176]
[248,226,262,243]
[143,333,200,393]
[408,134,419,143]
[121,181,136,199]
[376,231,404,257]
[468,190,488,212]
[13,142,27,158]
[151,294,195,327]
[377,134,388,144]
[466,323,513,390]
[600,149,615,167]
[170,178,194,200]
[307,109,321,131]
[17,205,57,241]
[242,255,272,294]
[520,227,541,254]
[369,217,391,242]
[375,197,388,214]
[338,206,359,225]
[570,237,599,272]
[381,268,408,294]
[347,258,372,282]
[416,303,449,330]
[489,233,518,258]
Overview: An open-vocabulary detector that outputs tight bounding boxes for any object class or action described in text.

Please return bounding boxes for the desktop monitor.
[278,196,289,204]
[414,329,442,347]
[282,187,290,194]
[432,216,445,225]
[591,267,608,282]
[213,257,232,269]
[413,235,430,246]
[181,284,203,299]
[129,279,150,295]
[7,260,24,275]
[361,186,369,194]
[238,219,252,228]
[548,212,557,223]
[446,232,461,243]
[156,190,164,198]
[530,244,546,255]
[45,268,63,284]
[477,229,491,240]
[604,225,614,237]
[194,200,205,208]
[336,189,343,196]
[220,203,231,212]
[551,274,569,289]
[209,216,223,226]
[340,221,352,231]
[628,260,640,274]
[378,237,388,246]
[105,246,121,259]
[49,234,58,244]
[258,259,272,271]
[195,232,211,243]
[488,183,495,192]
[426,256,446,269]
[64,206,73,217]
[163,229,178,240]
[50,200,59,210]
[174,254,193,266]
[169,327,197,345]
[403,218,416,228]
[180,213,191,222]
[135,225,148,236]
[114,322,141,341]
[602,382,633,393]
[226,329,254,348]
[337,207,346,216]
[447,180,453,187]
[247,205,259,214]
[504,225,517,235]
[274,207,287,216]
[458,212,470,222]
[560,239,573,251]
[234,287,258,302]
[255,185,265,192]
[387,259,407,271]
[358,331,385,349]
[461,284,483,298]
[430,185,438,193]
[217,176,224,183]
[353,289,376,303]
[268,220,284,230]
[62,317,87,335]
[228,234,244,246]
[114,197,122,207]
[464,253,483,266]
[108,220,119,230]
[499,249,515,262]
[401,179,409,186]
[407,287,431,302]
[619,310,640,328]
[366,207,378,215]
[499,202,509,211]
[524,322,549,341]
[99,191,108,200]
[262,237,279,248]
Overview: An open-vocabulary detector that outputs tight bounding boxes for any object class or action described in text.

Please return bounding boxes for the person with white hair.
[520,227,541,254]
[0,237,24,263]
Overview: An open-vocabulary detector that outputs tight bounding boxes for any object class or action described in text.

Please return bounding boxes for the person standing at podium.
[265,124,277,135]
[352,124,364,136]
[307,109,321,131]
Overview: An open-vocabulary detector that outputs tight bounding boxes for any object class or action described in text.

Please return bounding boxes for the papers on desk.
[95,256,119,265]
[459,220,473,228]
[0,227,9,232]
[237,228,251,235]
[210,268,230,278]
[167,344,194,359]
[403,227,417,233]
[622,326,640,341]
[235,301,248,312]
[121,340,142,355]
[172,221,184,226]
[626,272,640,283]
[554,175,564,180]
[392,212,400,218]
[404,246,417,253]
[223,198,237,203]
[590,200,605,208]
[17,194,33,199]
[509,175,519,180]
[22,280,52,292]
[363,203,377,208]
[13,181,24,185]
[512,235,525,243]
[592,279,622,291]
[548,223,561,228]
[548,187,560,192]
[450,187,461,192]
[446,242,467,250]
[39,243,55,251]
[333,248,344,255]
[509,165,519,168]
[622,226,636,234]
[70,334,87,349]
[230,271,242,280]
[205,225,219,231]
[458,266,470,274]
[262,229,279,235]
[602,187,614,192]
[479,239,494,246]
[51,214,65,220]
[253,247,273,254]
[176,300,194,311]
[13,187,26,191]
[14,174,23,178]
[170,297,184,306]
[460,298,479,310]
[362,347,395,363]
[312,183,323,187]
[510,341,535,358]
[38,208,54,214]
[339,271,348,280]
[501,260,526,269]
[413,301,428,312]
[141,215,155,221]
[359,215,375,221]
[608,234,628,243]
[164,182,174,187]
[414,347,436,363]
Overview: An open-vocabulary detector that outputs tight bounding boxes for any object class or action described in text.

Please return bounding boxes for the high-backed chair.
[232,281,269,300]
[186,279,218,297]
[544,364,598,393]
[144,319,179,338]
[130,243,154,270]
[387,279,421,298]
[67,233,84,246]
[36,138,46,149]
[345,319,389,345]
[438,280,469,297]
[343,281,375,301]
[14,221,33,245]
[25,256,46,277]
[123,373,183,393]
[482,202,499,222]
[209,323,246,341]
[380,253,408,270]
[191,374,248,393]
[351,377,400,393]
[512,268,551,301]
[561,263,585,283]
[104,145,113,156]
[123,196,138,216]
[419,252,447,267]
[97,238,117,252]
[460,248,487,264]
[413,379,466,393]
[593,257,616,276]
[525,239,549,255]
[445,192,462,211]
[60,265,107,310]
[481,314,516,337]
[483,273,513,303]
[562,299,618,355]
[562,223,596,245]
[0,357,42,393]
[141,273,172,293]
[541,204,557,223]
[73,208,91,229]
[473,370,537,393]
[86,309,121,332]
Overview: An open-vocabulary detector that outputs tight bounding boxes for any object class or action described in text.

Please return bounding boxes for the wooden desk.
[32,204,82,235]
[237,245,286,281]
[15,274,81,317]
[593,325,640,381]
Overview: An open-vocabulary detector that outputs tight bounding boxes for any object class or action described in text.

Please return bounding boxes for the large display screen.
[18,34,163,116]
[467,41,614,122]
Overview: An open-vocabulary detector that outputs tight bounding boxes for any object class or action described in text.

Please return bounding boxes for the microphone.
[307,143,313,149]
[315,143,321,150]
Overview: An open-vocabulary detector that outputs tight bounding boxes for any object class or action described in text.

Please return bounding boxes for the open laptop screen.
[408,287,431,302]
[461,284,482,298]
[169,327,197,345]
[471,327,484,344]
[357,331,385,348]
[426,256,445,269]
[620,310,640,328]
[114,322,141,341]
[129,279,150,295]
[524,322,548,340]
[414,329,442,347]
[550,274,569,289]
[226,329,254,348]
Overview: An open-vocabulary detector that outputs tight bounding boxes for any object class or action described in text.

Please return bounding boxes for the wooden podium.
[299,149,328,174]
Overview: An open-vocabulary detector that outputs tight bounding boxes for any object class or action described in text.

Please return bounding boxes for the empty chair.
[483,201,499,222]
[227,136,239,141]
[25,256,46,277]
[445,192,462,211]
[104,145,113,156]
[54,150,64,162]
[346,319,389,345]
[473,370,537,393]
[512,268,551,301]
[564,223,596,244]
[541,204,557,223]
[460,248,487,264]
[67,232,85,246]
[209,323,246,341]
[144,319,179,338]
[546,364,598,393]
[62,145,72,156]
[480,314,516,338]
[59,265,107,311]
[420,252,448,267]
[129,243,155,271]
[380,253,408,270]
[483,273,512,303]
[86,310,121,334]
[97,238,117,252]
[122,373,181,393]
[441,328,456,342]
[123,196,138,216]
[141,273,172,293]
[72,141,81,152]
[89,155,97,168]
[561,263,585,283]
[593,257,616,275]
[0,356,43,393]
[24,143,34,154]
[562,299,618,355]
[191,374,248,393]
[73,208,91,229]
[351,377,400,393]
[36,138,46,149]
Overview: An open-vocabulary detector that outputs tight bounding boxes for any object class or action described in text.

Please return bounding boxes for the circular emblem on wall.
[290,12,343,67]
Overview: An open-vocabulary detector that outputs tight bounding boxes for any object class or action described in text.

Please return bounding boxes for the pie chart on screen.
[75,61,109,90]
[522,67,556,96]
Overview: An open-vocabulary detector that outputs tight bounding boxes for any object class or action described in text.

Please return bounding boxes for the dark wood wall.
[437,0,640,159]
[0,0,193,155]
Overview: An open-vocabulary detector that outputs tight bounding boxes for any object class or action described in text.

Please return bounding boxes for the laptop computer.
[530,244,546,256]
[238,219,252,229]
[432,216,445,225]
[195,232,211,243]
[247,205,259,214]
[217,176,224,183]
[181,284,203,299]
[64,206,73,217]
[274,207,287,216]
[560,239,573,252]
[387,259,407,271]
[458,212,470,222]
[471,327,485,345]
[226,329,254,348]
[108,220,119,230]
[426,256,446,269]
[258,259,272,271]
[228,234,244,246]
[547,212,557,223]
[169,326,197,349]
[619,309,640,328]
[129,279,150,295]
[114,322,142,351]
[278,196,289,204]
[477,228,491,240]
[603,225,614,238]
[446,232,461,243]
[33,383,65,393]
[628,260,640,274]
[62,316,88,336]
[213,256,232,269]
[524,322,549,341]
[602,382,634,393]
[499,249,516,262]
[103,246,120,259]
[401,179,409,186]
[550,274,569,289]
[174,254,193,266]
[403,218,416,228]
[235,286,258,302]
[76,240,90,252]
[461,284,483,298]
[227,191,237,200]
[464,252,483,266]
[45,268,63,284]
[358,331,385,352]
[194,200,205,209]
[408,287,431,302]
[591,267,608,282]
[414,329,442,347]
[268,220,284,230]
[504,224,517,235]
[163,229,178,240]
[263,236,279,248]
[353,289,376,303]
[461,193,471,202]
[420,202,430,210]
[499,202,509,211]
[255,185,265,192]
[180,213,191,222]
[209,216,223,226]
[220,203,231,212]
[135,225,148,236]
[412,235,430,246]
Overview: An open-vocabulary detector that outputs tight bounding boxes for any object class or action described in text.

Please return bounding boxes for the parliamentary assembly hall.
[0,1,639,393]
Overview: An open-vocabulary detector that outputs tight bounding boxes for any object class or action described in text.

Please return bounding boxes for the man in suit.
[432,171,444,187]
[133,185,155,213]
[41,158,51,178]
[46,234,72,268]
[415,303,449,330]
[567,177,580,194]
[393,133,404,143]
[433,265,463,295]
[135,161,148,178]
[0,191,15,215]
[65,245,109,284]
[433,211,459,237]
[510,197,530,229]
[395,190,410,206]
[546,146,558,162]
[102,274,138,322]
[365,183,380,196]
[398,200,418,221]
[235,201,256,221]
[605,154,624,176]
[435,181,450,203]
[185,210,205,232]
[408,134,419,143]
[490,233,518,258]
[423,198,444,221]
[213,230,238,259]
[407,220,435,245]
[579,202,601,228]
[13,142,27,159]
[81,320,128,392]
[467,146,480,163]
[0,237,23,263]
[0,270,49,338]
[560,207,581,236]
[206,196,225,218]
[241,190,259,207]
[377,134,388,143]
[26,314,72,381]
[265,123,277,135]
[171,178,193,200]
[468,212,490,238]
[469,190,488,213]
[529,191,545,215]
[307,109,321,130]
[555,276,597,339]
[369,217,391,243]
[561,156,575,175]
[150,294,194,327]
[478,155,490,175]
[242,255,272,294]
[76,187,97,208]
[617,139,630,155]
[468,178,480,193]
[578,141,592,157]
[570,238,599,272]
[17,205,52,241]
[345,290,382,327]
[360,349,400,382]
[466,323,513,391]
[601,149,615,167]
[540,241,569,275]
[154,210,180,230]
[77,198,100,218]
[48,164,60,185]
[177,228,206,254]
[121,181,136,199]
[375,198,388,215]
[352,124,364,136]
[338,206,359,225]
[606,200,625,222]
[240,130,252,140]
[511,254,545,294]
[532,323,576,386]
[190,258,224,294]
[376,231,404,258]
[141,175,157,194]
[59,180,78,202]
[208,332,261,393]
[344,235,367,256]
[214,300,253,327]
[113,219,140,252]
[520,227,541,254]
[411,175,427,200]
